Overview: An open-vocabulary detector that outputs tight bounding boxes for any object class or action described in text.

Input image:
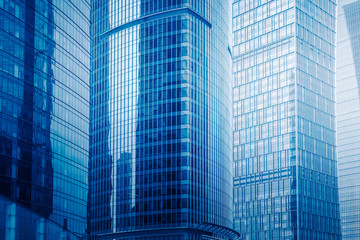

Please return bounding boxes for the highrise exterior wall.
[336,0,360,239]
[89,0,234,239]
[295,1,340,239]
[232,0,340,239]
[0,0,90,239]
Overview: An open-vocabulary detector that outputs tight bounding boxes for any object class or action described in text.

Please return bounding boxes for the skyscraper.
[232,0,341,239]
[336,0,360,238]
[0,1,90,239]
[89,0,237,239]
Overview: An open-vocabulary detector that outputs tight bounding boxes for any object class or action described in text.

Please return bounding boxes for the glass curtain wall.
[0,0,90,239]
[336,0,360,239]
[89,0,236,239]
[232,0,341,239]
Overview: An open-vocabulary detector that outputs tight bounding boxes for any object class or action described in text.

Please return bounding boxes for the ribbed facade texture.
[336,0,360,239]
[0,0,90,239]
[232,0,340,239]
[89,0,236,239]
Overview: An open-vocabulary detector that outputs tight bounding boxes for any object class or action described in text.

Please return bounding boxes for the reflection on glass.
[337,1,360,239]
[232,0,341,239]
[0,0,90,239]
[89,0,236,239]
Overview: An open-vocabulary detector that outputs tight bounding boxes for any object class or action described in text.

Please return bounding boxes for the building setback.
[89,0,237,239]
[232,0,341,239]
[336,0,360,239]
[0,0,90,239]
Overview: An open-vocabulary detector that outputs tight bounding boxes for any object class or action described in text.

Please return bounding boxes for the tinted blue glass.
[0,0,90,239]
[89,0,236,239]
[232,0,341,239]
[336,0,360,239]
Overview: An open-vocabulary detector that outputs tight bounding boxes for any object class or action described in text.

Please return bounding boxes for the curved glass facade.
[336,0,360,239]
[89,0,235,239]
[0,0,90,239]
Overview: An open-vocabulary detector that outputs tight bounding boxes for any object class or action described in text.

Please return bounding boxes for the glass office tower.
[89,0,237,239]
[0,0,90,239]
[336,0,360,239]
[232,0,341,239]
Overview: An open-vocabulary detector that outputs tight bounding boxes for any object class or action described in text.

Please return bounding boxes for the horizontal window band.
[100,7,212,38]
